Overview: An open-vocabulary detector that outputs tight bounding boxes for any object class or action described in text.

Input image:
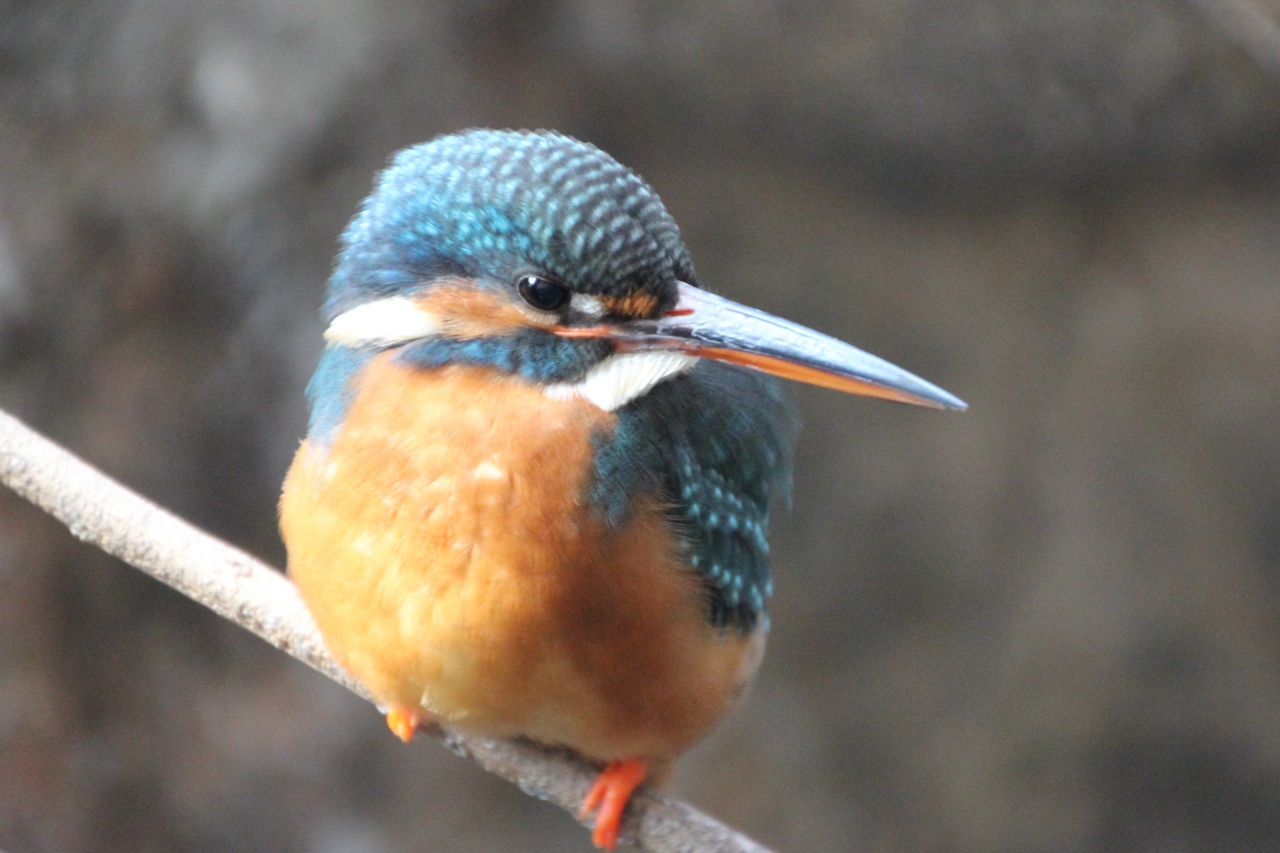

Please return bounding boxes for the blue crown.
[325,129,696,318]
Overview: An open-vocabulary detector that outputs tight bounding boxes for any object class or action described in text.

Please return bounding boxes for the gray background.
[3,1,1280,851]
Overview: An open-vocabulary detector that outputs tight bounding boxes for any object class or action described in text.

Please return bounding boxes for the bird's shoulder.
[591,360,798,631]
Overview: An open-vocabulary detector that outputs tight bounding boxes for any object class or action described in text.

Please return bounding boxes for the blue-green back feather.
[592,360,798,632]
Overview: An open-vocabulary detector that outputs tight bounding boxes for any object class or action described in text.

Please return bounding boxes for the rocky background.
[3,1,1280,851]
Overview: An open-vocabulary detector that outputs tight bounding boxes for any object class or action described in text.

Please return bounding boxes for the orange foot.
[578,758,648,850]
[385,705,423,743]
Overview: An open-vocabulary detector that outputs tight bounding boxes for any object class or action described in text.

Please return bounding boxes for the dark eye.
[517,275,570,312]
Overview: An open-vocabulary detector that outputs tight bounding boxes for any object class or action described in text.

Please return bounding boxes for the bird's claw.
[579,758,648,849]
[385,706,423,743]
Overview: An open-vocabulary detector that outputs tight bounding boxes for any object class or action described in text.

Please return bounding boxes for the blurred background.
[3,1,1280,851]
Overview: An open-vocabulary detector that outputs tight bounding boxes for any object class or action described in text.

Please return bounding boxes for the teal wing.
[591,360,798,631]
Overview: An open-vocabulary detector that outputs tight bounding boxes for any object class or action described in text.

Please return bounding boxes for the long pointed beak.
[560,282,967,410]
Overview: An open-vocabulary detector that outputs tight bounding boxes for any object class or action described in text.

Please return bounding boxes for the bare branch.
[0,407,775,853]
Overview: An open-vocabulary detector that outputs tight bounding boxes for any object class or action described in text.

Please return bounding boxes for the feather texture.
[543,352,699,412]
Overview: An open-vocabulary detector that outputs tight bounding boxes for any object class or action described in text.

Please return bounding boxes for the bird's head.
[316,129,965,418]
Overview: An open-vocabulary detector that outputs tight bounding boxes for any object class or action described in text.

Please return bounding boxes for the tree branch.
[0,407,775,853]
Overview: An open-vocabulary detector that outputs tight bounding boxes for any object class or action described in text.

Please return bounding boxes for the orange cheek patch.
[415,279,544,338]
[601,292,660,319]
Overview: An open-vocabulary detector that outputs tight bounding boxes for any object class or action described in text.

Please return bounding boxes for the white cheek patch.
[570,293,605,318]
[324,297,442,347]
[544,352,699,412]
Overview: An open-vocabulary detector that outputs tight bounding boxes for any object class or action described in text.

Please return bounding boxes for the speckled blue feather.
[592,360,797,631]
[591,358,798,630]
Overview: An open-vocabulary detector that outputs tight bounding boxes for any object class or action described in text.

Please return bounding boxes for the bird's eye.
[517,275,570,312]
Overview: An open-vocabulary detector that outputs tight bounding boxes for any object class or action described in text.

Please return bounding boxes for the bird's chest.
[282,355,752,758]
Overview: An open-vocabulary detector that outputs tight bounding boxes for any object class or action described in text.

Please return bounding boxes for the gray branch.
[0,407,774,853]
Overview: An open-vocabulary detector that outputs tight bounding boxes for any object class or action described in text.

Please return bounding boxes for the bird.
[280,129,965,849]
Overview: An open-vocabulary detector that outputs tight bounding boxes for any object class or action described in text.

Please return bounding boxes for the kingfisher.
[280,129,965,849]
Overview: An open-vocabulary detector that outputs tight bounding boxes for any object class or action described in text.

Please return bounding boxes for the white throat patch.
[543,352,699,412]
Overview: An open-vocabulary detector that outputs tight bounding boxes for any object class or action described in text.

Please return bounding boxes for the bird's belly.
[281,355,763,761]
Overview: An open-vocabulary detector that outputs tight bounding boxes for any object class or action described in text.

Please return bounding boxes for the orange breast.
[280,351,763,763]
